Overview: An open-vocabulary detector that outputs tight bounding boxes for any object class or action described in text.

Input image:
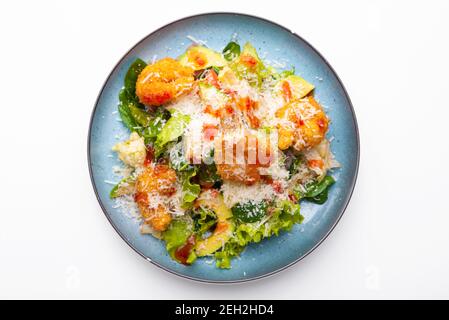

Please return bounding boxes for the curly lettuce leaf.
[267,200,303,235]
[180,169,201,209]
[214,240,245,269]
[214,200,303,268]
[193,206,217,236]
[154,112,190,157]
[234,223,264,246]
[233,201,302,245]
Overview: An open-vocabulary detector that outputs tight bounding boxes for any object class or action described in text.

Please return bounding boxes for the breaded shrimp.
[214,130,273,185]
[139,202,173,232]
[136,58,194,106]
[136,164,177,196]
[275,96,328,151]
[134,164,177,231]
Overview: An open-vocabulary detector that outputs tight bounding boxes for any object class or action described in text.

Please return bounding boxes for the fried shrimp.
[134,164,177,231]
[136,58,194,106]
[275,96,328,151]
[136,164,177,196]
[214,130,273,185]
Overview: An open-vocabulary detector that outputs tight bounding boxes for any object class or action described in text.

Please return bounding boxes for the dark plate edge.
[87,12,360,284]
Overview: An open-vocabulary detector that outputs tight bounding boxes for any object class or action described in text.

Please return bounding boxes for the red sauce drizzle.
[271,180,284,194]
[282,81,292,102]
[240,54,258,68]
[144,146,154,166]
[174,235,196,265]
[205,69,220,89]
[134,192,148,205]
[203,124,218,141]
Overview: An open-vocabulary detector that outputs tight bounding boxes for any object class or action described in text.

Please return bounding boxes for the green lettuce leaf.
[117,59,147,131]
[230,42,268,87]
[141,117,164,145]
[129,104,152,127]
[169,142,194,172]
[118,103,140,132]
[122,58,147,106]
[180,169,201,209]
[197,163,222,187]
[163,218,193,258]
[109,175,136,199]
[231,200,268,223]
[271,66,296,81]
[214,200,303,268]
[266,200,303,235]
[193,206,217,237]
[214,240,245,269]
[287,154,303,177]
[140,108,170,145]
[294,175,335,204]
[154,112,190,157]
[234,223,264,246]
[222,41,241,61]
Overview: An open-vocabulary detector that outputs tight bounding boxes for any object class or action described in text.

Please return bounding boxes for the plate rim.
[87,11,360,284]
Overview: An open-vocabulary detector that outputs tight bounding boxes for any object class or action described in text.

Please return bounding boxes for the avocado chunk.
[217,66,239,87]
[179,46,227,70]
[195,192,234,257]
[230,42,266,87]
[195,220,234,257]
[240,43,262,62]
[274,75,314,100]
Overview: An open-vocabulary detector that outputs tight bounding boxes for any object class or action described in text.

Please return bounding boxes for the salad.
[110,39,339,268]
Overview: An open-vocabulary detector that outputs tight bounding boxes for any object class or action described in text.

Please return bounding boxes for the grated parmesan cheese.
[167,91,219,163]
[114,194,141,221]
[221,181,277,208]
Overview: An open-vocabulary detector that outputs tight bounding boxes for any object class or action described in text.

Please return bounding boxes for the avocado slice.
[240,43,262,63]
[274,75,314,100]
[230,42,266,87]
[218,66,239,87]
[179,46,227,70]
[195,193,234,257]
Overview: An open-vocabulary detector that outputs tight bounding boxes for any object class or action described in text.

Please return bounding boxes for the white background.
[1,0,448,299]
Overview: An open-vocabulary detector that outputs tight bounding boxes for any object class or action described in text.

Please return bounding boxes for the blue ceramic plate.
[88,13,359,283]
